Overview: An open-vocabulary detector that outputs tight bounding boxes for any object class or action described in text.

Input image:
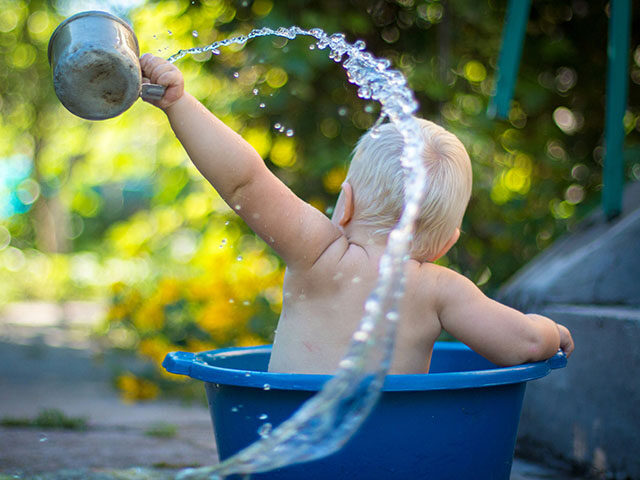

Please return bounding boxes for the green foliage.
[1,408,88,430]
[145,421,178,438]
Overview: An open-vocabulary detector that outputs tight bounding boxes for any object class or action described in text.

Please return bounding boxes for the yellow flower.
[199,301,249,339]
[157,277,182,304]
[116,372,159,403]
[107,304,128,321]
[186,338,217,354]
[139,337,172,364]
[110,281,127,295]
[236,334,265,347]
[133,301,164,331]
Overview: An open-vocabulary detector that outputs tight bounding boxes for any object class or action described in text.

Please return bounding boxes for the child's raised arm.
[140,54,342,269]
[432,265,574,366]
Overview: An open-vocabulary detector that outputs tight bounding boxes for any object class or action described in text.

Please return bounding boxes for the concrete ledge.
[499,181,640,310]
[516,305,640,479]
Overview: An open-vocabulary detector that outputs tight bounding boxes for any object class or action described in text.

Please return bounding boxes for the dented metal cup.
[48,11,165,120]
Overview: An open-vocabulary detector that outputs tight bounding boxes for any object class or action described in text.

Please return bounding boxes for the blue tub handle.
[548,349,567,370]
[162,351,196,375]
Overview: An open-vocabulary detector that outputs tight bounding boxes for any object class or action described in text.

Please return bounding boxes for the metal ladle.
[48,10,166,120]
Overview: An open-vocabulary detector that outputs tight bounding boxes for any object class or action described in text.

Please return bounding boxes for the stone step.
[516,304,640,479]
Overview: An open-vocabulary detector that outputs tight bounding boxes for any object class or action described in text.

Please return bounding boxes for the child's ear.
[428,228,460,262]
[338,182,354,227]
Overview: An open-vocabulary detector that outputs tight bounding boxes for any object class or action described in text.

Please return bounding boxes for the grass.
[144,422,178,438]
[0,408,88,430]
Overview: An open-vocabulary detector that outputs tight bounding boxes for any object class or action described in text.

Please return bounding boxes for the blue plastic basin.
[163,342,566,480]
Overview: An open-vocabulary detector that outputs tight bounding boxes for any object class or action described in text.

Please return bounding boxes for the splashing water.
[171,26,426,479]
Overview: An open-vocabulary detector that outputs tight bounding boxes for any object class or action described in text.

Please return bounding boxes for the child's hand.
[140,53,184,110]
[556,323,574,357]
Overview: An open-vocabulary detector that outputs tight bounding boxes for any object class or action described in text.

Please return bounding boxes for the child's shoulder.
[414,260,462,281]
[410,261,474,303]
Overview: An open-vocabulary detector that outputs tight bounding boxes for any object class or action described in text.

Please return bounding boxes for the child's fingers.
[139,53,184,110]
[139,53,156,75]
[140,54,174,83]
[557,324,574,357]
[156,69,182,88]
[145,61,172,84]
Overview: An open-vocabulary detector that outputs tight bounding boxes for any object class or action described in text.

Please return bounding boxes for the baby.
[140,54,574,374]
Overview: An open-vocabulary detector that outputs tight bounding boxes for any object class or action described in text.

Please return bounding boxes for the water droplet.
[386,311,399,322]
[234,204,242,211]
[338,107,347,116]
[39,434,48,442]
[365,104,375,113]
[258,414,268,420]
[236,255,243,261]
[259,103,266,108]
[231,407,239,412]
[309,44,316,50]
[252,88,259,95]
[258,422,272,438]
[168,30,173,36]
[339,358,355,369]
[354,40,366,50]
[278,125,286,133]
[353,330,369,342]
[274,122,281,130]
[192,30,199,38]
[244,372,251,377]
[153,34,157,40]
[225,220,230,226]
[263,383,271,391]
[229,299,235,303]
[243,300,250,306]
[285,129,294,137]
[233,72,239,78]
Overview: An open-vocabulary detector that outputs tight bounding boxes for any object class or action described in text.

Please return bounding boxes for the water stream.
[170,26,426,479]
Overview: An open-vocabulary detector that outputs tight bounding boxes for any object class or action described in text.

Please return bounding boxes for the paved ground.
[0,302,582,479]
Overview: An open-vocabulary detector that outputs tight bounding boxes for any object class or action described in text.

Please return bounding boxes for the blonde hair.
[345,118,472,260]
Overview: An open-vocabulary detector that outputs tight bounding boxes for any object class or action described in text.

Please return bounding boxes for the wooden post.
[603,0,631,219]
[487,0,532,119]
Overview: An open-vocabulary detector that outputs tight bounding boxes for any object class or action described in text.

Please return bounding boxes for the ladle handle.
[140,83,166,102]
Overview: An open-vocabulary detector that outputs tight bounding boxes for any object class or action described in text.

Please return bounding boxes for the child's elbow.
[524,332,560,363]
[497,334,558,367]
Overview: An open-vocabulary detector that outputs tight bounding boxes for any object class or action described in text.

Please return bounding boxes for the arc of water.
[171,27,426,479]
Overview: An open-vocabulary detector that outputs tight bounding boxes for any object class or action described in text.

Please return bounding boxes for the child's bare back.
[140,54,574,376]
[269,235,445,374]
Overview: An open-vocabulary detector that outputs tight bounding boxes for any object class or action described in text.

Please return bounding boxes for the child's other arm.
[140,54,341,269]
[433,266,574,366]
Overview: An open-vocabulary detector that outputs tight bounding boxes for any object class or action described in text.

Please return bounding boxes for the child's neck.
[342,222,388,253]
